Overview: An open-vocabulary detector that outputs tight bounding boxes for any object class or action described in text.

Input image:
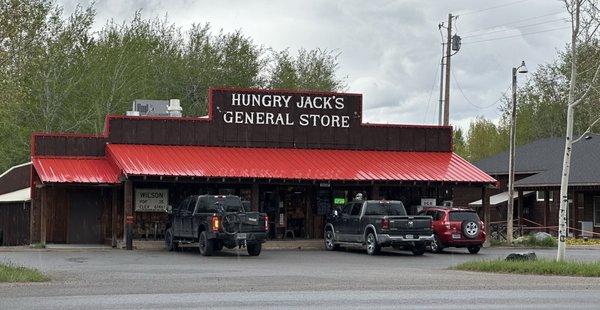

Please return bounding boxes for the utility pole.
[443,13,453,126]
[507,68,518,244]
[507,61,527,244]
[438,44,445,125]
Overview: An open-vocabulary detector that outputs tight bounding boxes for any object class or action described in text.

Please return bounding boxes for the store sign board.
[135,188,168,212]
[213,89,361,129]
[333,197,346,205]
[421,198,436,207]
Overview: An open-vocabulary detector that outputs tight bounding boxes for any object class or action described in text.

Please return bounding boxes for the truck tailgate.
[236,212,266,233]
[388,216,432,234]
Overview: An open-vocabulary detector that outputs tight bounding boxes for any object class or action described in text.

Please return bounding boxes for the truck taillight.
[264,215,269,231]
[211,215,220,232]
[381,217,390,230]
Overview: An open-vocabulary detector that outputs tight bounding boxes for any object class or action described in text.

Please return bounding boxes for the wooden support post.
[30,184,39,244]
[123,180,133,247]
[573,191,579,237]
[372,184,380,200]
[40,186,47,246]
[482,187,490,247]
[251,183,259,212]
[517,189,523,229]
[111,187,118,248]
[544,190,549,233]
[305,186,313,239]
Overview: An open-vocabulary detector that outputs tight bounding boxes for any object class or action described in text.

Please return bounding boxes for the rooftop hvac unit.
[126,99,183,117]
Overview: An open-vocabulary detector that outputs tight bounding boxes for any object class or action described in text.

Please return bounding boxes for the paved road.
[1,246,600,309]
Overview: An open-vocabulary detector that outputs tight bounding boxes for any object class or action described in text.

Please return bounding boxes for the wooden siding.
[34,135,107,157]
[0,163,30,195]
[0,202,30,246]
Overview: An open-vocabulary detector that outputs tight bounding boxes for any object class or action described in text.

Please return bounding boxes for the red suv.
[417,207,485,254]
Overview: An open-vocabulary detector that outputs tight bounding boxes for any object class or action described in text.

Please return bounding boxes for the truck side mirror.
[333,209,339,217]
[165,205,173,214]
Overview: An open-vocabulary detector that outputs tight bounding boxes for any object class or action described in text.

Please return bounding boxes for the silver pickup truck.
[324,200,433,255]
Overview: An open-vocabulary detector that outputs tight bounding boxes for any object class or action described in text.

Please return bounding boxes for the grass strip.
[0,263,49,283]
[454,259,600,277]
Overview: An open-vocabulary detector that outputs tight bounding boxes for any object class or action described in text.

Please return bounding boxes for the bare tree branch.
[573,114,600,143]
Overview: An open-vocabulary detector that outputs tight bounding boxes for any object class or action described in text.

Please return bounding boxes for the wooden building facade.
[22,88,495,246]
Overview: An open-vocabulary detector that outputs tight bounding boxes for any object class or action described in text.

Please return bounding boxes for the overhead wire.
[423,59,440,124]
[460,11,565,35]
[461,18,568,39]
[451,68,512,110]
[458,0,532,17]
[462,26,570,44]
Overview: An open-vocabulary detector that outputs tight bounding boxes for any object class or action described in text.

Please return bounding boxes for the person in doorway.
[354,193,364,201]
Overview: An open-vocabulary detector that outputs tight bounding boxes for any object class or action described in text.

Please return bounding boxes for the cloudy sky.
[60,0,570,131]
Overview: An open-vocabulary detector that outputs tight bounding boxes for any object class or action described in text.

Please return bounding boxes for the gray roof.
[473,134,600,188]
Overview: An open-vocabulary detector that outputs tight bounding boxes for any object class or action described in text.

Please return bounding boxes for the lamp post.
[507,61,528,244]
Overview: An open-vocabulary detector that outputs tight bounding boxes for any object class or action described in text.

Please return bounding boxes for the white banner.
[135,189,168,212]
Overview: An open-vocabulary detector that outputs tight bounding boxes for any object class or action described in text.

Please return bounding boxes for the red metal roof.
[32,157,121,184]
[107,144,495,183]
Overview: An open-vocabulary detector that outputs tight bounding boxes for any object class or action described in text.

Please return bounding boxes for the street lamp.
[507,61,527,244]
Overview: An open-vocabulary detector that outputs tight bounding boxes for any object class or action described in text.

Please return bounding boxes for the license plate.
[452,234,461,239]
[405,234,414,239]
[236,233,247,239]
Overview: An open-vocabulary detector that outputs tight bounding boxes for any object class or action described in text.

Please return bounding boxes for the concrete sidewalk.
[117,238,325,251]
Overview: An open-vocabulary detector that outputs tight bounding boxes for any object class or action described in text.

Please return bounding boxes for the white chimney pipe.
[168,99,183,117]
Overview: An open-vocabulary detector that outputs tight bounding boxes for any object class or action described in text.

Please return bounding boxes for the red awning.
[107,144,495,184]
[32,156,121,184]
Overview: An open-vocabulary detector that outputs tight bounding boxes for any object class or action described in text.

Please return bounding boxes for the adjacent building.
[457,135,600,237]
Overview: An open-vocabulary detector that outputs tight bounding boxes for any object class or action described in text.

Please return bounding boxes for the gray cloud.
[60,0,570,131]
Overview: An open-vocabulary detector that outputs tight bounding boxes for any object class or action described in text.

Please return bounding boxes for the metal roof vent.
[126,99,183,117]
[167,99,183,117]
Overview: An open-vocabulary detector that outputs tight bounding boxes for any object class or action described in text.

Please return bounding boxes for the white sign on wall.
[421,198,437,207]
[135,188,168,212]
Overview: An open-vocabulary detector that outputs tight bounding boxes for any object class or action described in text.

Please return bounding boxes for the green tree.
[453,128,467,158]
[0,1,347,172]
[269,48,345,91]
[465,117,508,162]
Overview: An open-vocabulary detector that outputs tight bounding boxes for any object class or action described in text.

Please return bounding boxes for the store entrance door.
[68,190,103,244]
[261,189,279,239]
[281,188,307,239]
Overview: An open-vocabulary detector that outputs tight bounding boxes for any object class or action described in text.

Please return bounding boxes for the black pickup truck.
[324,200,433,255]
[165,195,268,256]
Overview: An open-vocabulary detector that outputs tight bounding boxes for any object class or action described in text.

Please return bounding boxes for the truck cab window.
[342,203,353,215]
[187,197,197,213]
[350,203,362,216]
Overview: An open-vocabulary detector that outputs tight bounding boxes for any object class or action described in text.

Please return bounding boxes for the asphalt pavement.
[1,246,600,309]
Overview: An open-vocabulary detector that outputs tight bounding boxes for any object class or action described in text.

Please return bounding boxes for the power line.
[461,18,568,39]
[451,68,511,110]
[424,60,440,124]
[458,0,532,17]
[462,26,570,44]
[460,11,565,35]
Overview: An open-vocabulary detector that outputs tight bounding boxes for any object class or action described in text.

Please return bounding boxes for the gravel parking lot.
[1,246,600,309]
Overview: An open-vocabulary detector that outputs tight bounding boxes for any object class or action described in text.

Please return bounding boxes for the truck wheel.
[429,235,444,253]
[215,241,224,252]
[365,232,381,255]
[412,244,426,256]
[165,228,178,251]
[247,243,262,256]
[198,231,215,256]
[468,246,481,254]
[324,229,340,251]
